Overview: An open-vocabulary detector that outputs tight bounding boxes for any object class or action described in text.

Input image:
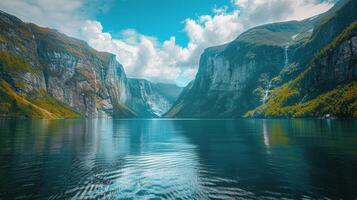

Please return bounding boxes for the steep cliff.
[0,10,185,119]
[127,79,182,117]
[166,0,357,118]
[0,10,136,118]
[286,0,357,80]
[246,22,357,118]
[166,20,313,117]
[245,0,357,118]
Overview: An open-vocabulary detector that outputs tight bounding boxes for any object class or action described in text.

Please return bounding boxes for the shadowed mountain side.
[0,10,183,119]
[166,0,357,119]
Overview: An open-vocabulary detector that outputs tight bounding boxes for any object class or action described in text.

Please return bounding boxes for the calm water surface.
[0,119,357,199]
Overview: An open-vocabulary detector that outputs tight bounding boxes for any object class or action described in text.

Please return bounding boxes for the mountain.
[1,0,355,119]
[0,10,181,119]
[0,10,133,118]
[166,20,314,117]
[128,79,182,117]
[246,21,357,118]
[245,0,357,118]
[166,0,357,118]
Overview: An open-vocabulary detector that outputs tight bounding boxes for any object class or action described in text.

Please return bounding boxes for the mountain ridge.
[1,0,356,119]
[0,10,181,118]
[166,0,357,118]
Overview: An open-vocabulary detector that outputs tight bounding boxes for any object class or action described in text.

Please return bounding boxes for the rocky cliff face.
[128,79,182,117]
[167,0,357,118]
[0,10,136,118]
[0,12,135,117]
[246,21,357,118]
[166,21,313,117]
[37,46,133,118]
[244,0,357,118]
[0,10,184,119]
[288,0,356,77]
[301,26,357,98]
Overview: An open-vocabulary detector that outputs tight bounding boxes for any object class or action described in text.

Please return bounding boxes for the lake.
[0,119,357,199]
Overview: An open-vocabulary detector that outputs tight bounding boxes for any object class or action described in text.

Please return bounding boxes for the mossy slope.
[0,79,80,119]
[246,22,357,118]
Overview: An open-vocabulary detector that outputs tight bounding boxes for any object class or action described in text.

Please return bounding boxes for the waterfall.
[261,42,291,105]
[261,42,290,105]
[262,80,272,104]
[284,43,289,67]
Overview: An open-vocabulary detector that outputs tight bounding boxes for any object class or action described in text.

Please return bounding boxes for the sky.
[0,0,335,86]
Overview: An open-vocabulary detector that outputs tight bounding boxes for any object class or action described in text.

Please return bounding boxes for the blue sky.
[97,0,231,46]
[0,0,335,86]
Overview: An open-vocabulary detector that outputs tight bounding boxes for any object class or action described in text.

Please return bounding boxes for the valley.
[0,0,356,119]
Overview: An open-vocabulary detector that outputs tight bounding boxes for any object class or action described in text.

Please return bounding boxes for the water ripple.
[1,119,357,199]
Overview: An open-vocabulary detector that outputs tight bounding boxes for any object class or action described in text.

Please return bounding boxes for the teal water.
[0,119,357,199]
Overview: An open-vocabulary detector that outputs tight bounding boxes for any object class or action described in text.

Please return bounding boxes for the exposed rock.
[128,79,182,117]
[166,21,312,117]
[167,0,357,118]
[0,10,183,118]
[0,10,133,118]
[246,22,357,118]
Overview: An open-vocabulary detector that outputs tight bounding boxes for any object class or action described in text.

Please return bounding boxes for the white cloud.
[80,22,183,83]
[183,68,198,78]
[232,0,334,23]
[0,0,334,85]
[0,0,86,37]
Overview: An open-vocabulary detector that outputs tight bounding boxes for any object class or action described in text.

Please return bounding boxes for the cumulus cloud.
[80,22,183,82]
[0,0,86,37]
[0,0,334,85]
[232,0,334,24]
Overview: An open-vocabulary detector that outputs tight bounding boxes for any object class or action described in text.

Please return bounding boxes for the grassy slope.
[245,82,357,118]
[0,12,137,119]
[0,52,80,119]
[237,21,310,47]
[245,22,357,118]
[0,79,80,119]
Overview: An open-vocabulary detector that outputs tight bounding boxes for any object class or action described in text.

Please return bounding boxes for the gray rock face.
[0,10,183,118]
[167,0,357,118]
[166,21,312,118]
[300,33,357,100]
[292,0,357,68]
[39,51,131,117]
[0,10,135,118]
[128,79,182,117]
[246,22,357,118]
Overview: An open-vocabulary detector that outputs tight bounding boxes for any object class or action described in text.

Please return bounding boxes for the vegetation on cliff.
[0,79,80,119]
[245,82,357,118]
[246,22,357,118]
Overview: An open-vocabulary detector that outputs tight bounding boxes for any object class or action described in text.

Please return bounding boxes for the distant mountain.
[1,0,355,119]
[0,10,182,118]
[128,79,182,117]
[166,0,357,118]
